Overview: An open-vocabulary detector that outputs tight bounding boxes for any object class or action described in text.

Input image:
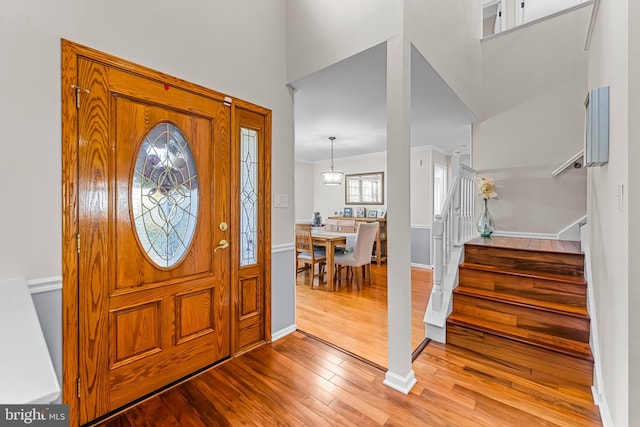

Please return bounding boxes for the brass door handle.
[214,239,229,252]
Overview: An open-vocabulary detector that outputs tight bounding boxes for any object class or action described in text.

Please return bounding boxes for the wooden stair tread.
[460,262,586,285]
[454,286,589,317]
[446,323,594,388]
[448,314,593,361]
[465,236,582,255]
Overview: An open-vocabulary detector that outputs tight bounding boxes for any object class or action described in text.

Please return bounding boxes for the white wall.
[410,149,432,225]
[405,0,482,117]
[524,0,589,23]
[312,153,387,220]
[586,0,631,425]
[628,0,640,421]
[0,0,294,280]
[294,162,315,222]
[299,149,433,265]
[285,0,402,84]
[311,147,451,229]
[409,147,451,226]
[0,0,296,381]
[473,4,590,235]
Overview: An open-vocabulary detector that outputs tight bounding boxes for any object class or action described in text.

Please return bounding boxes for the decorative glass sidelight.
[132,122,198,268]
[240,127,258,266]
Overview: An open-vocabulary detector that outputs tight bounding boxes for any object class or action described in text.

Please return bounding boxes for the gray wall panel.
[31,289,62,404]
[271,246,296,338]
[411,227,431,266]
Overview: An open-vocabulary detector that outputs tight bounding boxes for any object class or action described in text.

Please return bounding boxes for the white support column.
[384,33,416,395]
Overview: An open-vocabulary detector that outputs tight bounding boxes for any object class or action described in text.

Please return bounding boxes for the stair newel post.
[432,216,444,312]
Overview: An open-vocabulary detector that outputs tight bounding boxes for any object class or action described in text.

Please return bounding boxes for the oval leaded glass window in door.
[131,122,199,268]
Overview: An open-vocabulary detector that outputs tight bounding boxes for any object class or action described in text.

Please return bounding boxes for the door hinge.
[521,1,525,8]
[77,377,81,398]
[76,233,81,254]
[71,85,90,109]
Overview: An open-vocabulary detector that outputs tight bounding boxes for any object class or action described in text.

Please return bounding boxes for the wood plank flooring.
[467,236,583,254]
[95,331,601,426]
[295,264,432,368]
[92,245,600,426]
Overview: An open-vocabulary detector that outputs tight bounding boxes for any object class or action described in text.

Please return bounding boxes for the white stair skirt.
[0,277,60,404]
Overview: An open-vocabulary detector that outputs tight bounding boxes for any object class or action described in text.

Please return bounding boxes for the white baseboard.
[558,215,587,241]
[492,215,587,242]
[271,324,297,342]
[410,263,432,270]
[582,238,613,427]
[27,276,62,294]
[410,224,432,230]
[492,230,558,240]
[592,385,613,427]
[383,369,417,394]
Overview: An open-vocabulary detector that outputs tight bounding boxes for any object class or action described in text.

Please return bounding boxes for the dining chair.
[323,219,356,253]
[336,219,356,232]
[334,222,378,290]
[325,218,356,233]
[295,223,327,287]
[324,218,339,231]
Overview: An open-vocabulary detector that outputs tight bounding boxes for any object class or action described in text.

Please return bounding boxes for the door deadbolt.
[219,222,228,231]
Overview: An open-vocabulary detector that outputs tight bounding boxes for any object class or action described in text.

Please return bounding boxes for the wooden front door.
[74,54,230,423]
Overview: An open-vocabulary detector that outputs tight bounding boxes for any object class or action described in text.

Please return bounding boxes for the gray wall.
[31,288,62,404]
[271,247,296,339]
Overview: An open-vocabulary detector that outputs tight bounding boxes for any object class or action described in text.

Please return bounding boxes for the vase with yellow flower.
[476,177,497,238]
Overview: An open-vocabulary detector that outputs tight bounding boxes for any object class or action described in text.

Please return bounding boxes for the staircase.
[446,236,593,388]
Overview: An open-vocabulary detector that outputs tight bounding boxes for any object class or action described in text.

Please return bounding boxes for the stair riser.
[459,267,587,309]
[464,246,584,278]
[452,294,590,343]
[447,323,593,388]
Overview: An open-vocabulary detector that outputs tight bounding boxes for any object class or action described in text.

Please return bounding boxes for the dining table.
[311,230,356,291]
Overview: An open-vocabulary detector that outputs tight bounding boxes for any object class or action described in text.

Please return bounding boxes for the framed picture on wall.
[343,207,353,217]
[368,210,378,218]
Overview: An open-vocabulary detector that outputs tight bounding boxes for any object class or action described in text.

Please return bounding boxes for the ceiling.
[290,43,477,163]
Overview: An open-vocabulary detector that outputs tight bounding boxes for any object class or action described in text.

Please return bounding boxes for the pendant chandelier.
[320,136,344,186]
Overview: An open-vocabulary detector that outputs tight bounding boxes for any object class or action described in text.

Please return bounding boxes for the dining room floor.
[295,263,432,368]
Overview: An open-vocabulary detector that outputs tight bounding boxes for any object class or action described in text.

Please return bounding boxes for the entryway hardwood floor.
[92,259,601,426]
[95,330,601,426]
[295,263,432,368]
